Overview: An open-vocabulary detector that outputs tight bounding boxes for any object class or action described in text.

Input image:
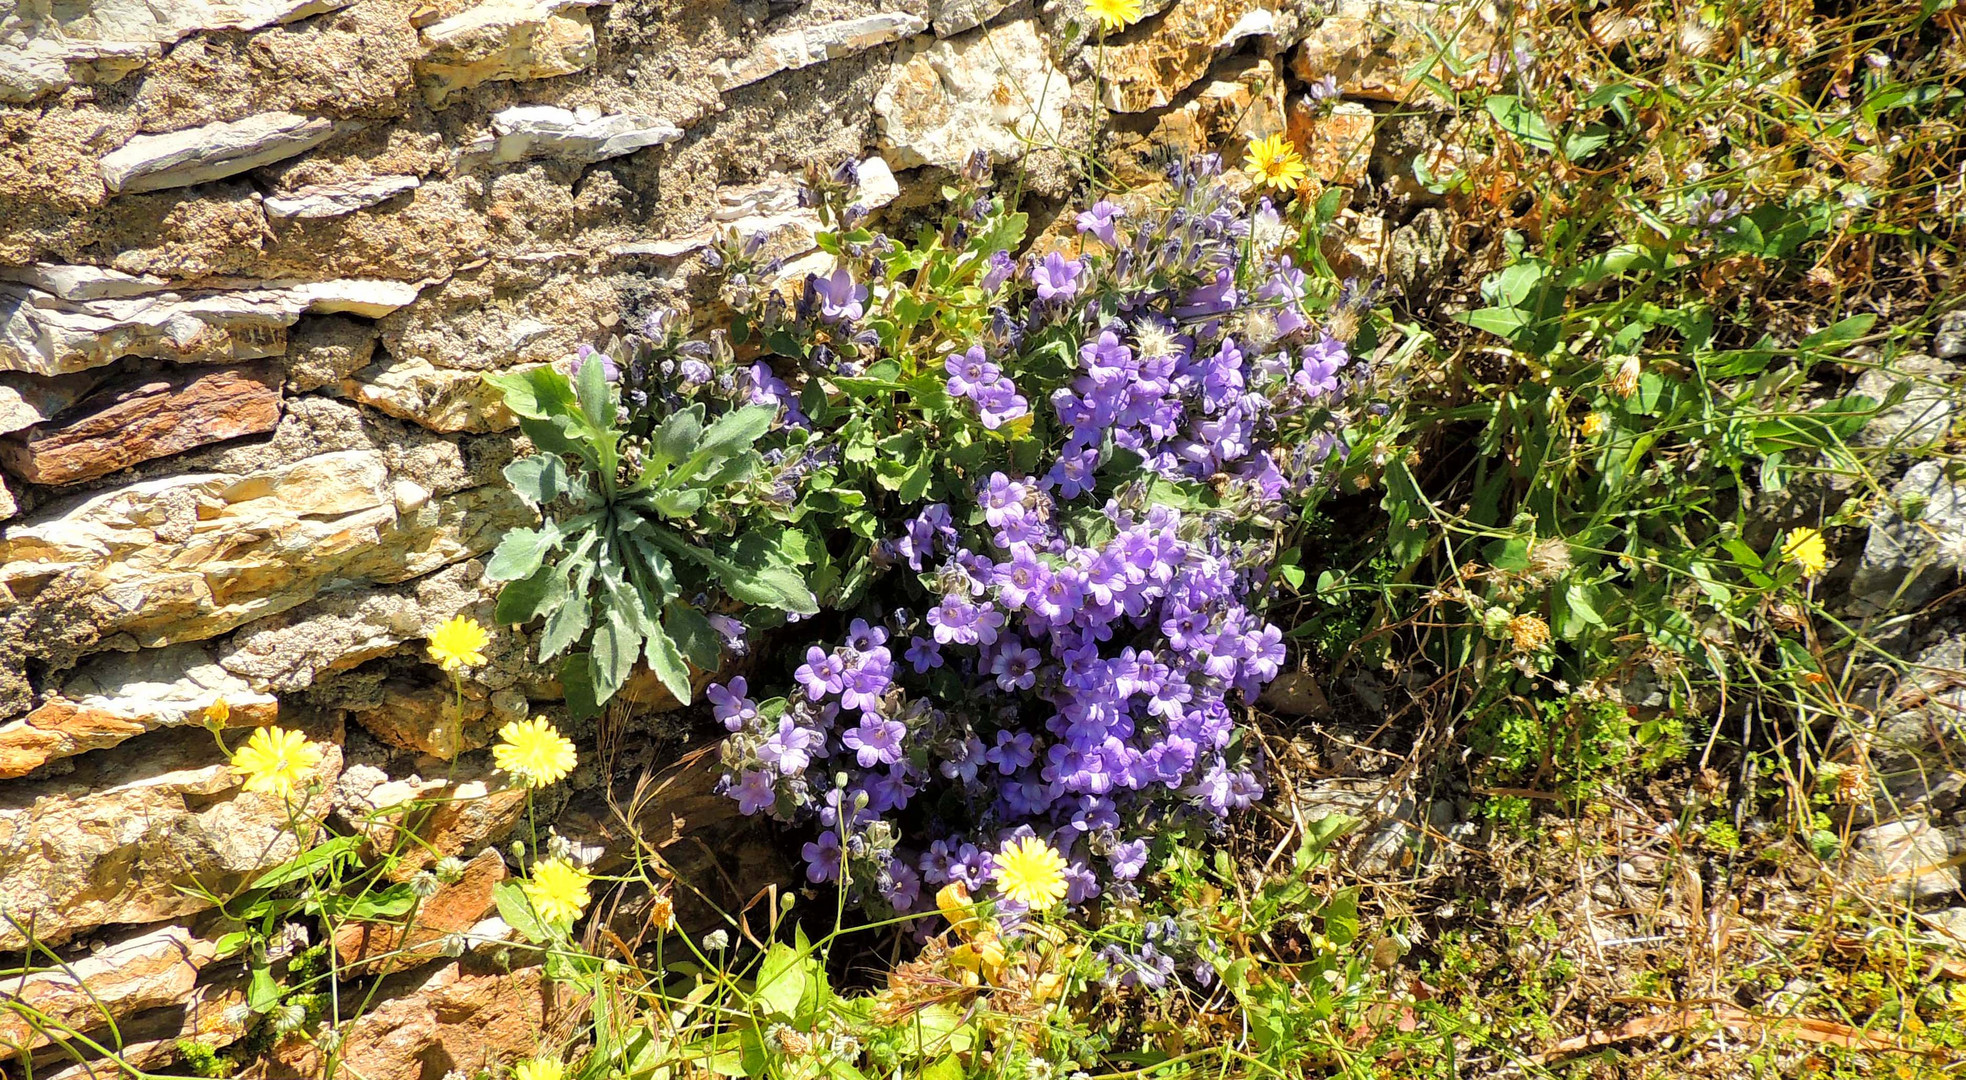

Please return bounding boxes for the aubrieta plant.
[693,155,1373,916]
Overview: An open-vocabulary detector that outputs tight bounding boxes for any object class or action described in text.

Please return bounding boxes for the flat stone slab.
[99,111,339,194]
[0,362,282,485]
[265,174,422,219]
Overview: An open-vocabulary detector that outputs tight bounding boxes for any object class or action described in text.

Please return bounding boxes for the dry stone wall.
[0,1,1492,1075]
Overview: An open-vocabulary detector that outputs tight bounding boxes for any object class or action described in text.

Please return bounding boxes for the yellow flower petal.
[1087,0,1144,30]
[992,836,1069,910]
[523,858,592,926]
[231,726,322,798]
[493,718,578,788]
[428,615,491,672]
[1242,134,1308,192]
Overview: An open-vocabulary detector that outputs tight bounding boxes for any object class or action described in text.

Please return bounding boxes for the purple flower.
[1032,251,1083,301]
[987,730,1036,774]
[905,635,943,673]
[1295,335,1348,399]
[708,678,757,732]
[1109,839,1150,880]
[678,357,713,387]
[757,717,818,775]
[944,347,995,399]
[842,716,907,767]
[990,640,1042,691]
[884,858,922,911]
[846,618,888,651]
[814,265,867,322]
[1044,447,1099,500]
[981,250,1015,292]
[1076,200,1123,246]
[802,831,843,883]
[729,769,776,815]
[794,647,847,701]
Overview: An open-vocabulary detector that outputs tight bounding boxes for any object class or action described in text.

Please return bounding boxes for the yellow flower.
[232,726,322,798]
[1782,527,1828,577]
[492,718,578,788]
[510,1057,564,1080]
[1242,134,1307,192]
[203,698,231,727]
[1579,412,1607,437]
[428,615,490,672]
[1086,0,1144,31]
[523,858,592,926]
[1507,613,1552,652]
[936,881,986,939]
[992,836,1069,910]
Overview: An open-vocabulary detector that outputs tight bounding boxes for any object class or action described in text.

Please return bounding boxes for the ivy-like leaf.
[485,367,578,421]
[484,522,560,583]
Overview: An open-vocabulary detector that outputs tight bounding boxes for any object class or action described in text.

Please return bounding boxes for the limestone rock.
[269,960,561,1080]
[0,39,158,104]
[0,447,531,651]
[1290,0,1494,103]
[0,371,107,437]
[342,355,526,434]
[0,723,343,950]
[351,762,531,879]
[0,363,283,485]
[469,105,684,165]
[1935,310,1966,359]
[1290,100,1376,186]
[626,157,903,264]
[875,19,1072,170]
[29,973,249,1080]
[0,642,276,780]
[99,112,340,195]
[1849,460,1965,616]
[1096,0,1282,113]
[417,0,602,108]
[1111,56,1285,185]
[0,276,422,377]
[0,925,217,1061]
[265,175,423,220]
[377,263,616,372]
[1,264,171,302]
[1852,353,1956,451]
[1855,818,1960,904]
[351,674,500,757]
[333,849,505,973]
[284,314,380,393]
[715,12,929,91]
[218,561,497,693]
[928,0,1013,36]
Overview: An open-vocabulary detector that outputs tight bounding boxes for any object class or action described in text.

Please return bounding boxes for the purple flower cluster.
[944,345,1030,430]
[709,157,1367,918]
[717,485,1276,911]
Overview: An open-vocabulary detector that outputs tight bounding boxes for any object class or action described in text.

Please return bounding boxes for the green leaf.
[1799,313,1876,352]
[485,523,560,583]
[562,652,602,721]
[538,591,591,660]
[493,880,549,944]
[249,835,363,891]
[495,564,566,626]
[648,404,705,476]
[753,942,828,1026]
[576,352,614,431]
[486,367,578,421]
[503,453,578,509]
[670,406,776,485]
[248,964,282,1013]
[590,599,642,707]
[666,604,722,671]
[643,618,692,705]
[1485,94,1556,153]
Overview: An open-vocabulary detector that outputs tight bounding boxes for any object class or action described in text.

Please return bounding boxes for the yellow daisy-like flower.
[1242,134,1307,192]
[492,718,578,788]
[203,698,230,727]
[1782,527,1828,577]
[1579,412,1607,437]
[510,1057,564,1080]
[232,726,322,798]
[428,615,490,672]
[992,836,1069,910]
[1507,613,1552,652]
[1086,0,1144,31]
[523,858,592,925]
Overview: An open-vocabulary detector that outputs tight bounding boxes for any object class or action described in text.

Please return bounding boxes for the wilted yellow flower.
[203,698,231,727]
[1507,613,1552,652]
[492,717,577,788]
[1086,0,1144,30]
[993,836,1069,910]
[1781,527,1828,577]
[1579,412,1607,437]
[510,1057,564,1080]
[232,726,322,798]
[936,881,985,939]
[523,858,592,925]
[1242,134,1307,192]
[428,615,490,672]
[1606,354,1641,398]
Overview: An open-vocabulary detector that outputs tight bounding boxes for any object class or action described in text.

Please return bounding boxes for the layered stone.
[0,363,283,485]
[875,20,1073,170]
[0,926,217,1061]
[715,12,929,90]
[99,112,341,195]
[416,0,604,107]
